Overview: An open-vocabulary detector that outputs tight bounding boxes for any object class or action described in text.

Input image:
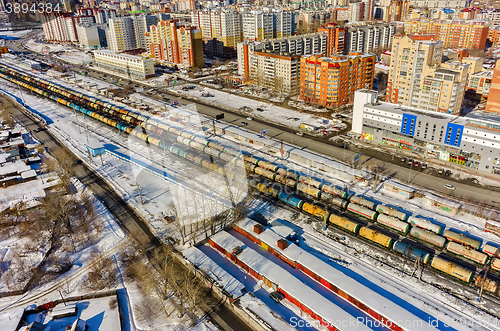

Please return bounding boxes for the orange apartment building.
[299,53,375,107]
[404,19,489,49]
[146,20,204,68]
[485,60,500,114]
[318,23,347,57]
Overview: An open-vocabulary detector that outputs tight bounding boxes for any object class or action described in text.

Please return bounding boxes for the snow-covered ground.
[56,51,94,65]
[171,85,344,131]
[24,39,73,53]
[0,29,32,38]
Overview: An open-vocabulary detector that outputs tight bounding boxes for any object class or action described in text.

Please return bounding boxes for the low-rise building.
[93,50,155,79]
[353,89,500,174]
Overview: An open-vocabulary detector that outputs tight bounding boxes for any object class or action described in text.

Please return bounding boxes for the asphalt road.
[154,90,500,205]
[8,98,252,331]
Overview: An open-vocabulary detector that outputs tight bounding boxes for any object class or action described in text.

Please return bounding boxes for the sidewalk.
[352,137,500,184]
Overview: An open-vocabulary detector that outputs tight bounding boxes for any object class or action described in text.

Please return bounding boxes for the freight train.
[246,178,500,287]
[2,63,500,294]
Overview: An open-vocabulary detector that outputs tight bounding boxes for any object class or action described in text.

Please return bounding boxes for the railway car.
[302,203,329,220]
[347,203,377,221]
[320,193,349,209]
[392,241,430,264]
[407,216,442,235]
[278,192,304,209]
[443,230,481,250]
[474,276,500,296]
[482,244,500,257]
[430,256,473,283]
[359,227,393,248]
[349,196,376,210]
[244,162,256,173]
[328,214,360,234]
[257,161,278,172]
[243,155,259,165]
[376,214,410,235]
[446,242,488,265]
[266,184,281,198]
[493,258,500,272]
[255,167,276,181]
[297,175,322,189]
[322,185,348,199]
[276,168,299,180]
[409,227,446,249]
[375,205,407,221]
[275,175,298,189]
[297,182,321,199]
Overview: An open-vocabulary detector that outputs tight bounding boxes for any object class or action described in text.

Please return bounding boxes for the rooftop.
[94,49,149,61]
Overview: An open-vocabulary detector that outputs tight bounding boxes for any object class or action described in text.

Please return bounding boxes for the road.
[9,101,252,331]
[156,90,500,204]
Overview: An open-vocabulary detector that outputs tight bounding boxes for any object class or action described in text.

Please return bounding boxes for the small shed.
[383,180,415,199]
[85,143,105,157]
[52,303,78,319]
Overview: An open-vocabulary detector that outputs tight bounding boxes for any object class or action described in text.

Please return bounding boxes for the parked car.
[296,132,304,136]
[421,163,427,169]
[444,184,455,190]
[445,170,452,176]
[408,159,413,165]
[401,157,406,162]
[246,117,253,121]
[241,121,248,126]
[270,291,285,303]
[438,168,444,174]
[414,161,420,167]
[257,108,265,112]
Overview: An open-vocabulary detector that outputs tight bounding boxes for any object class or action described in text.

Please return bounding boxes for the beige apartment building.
[387,34,469,115]
[94,50,155,79]
[249,50,301,94]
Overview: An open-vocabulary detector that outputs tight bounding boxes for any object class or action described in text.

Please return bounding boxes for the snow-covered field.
[172,85,344,131]
[56,51,94,65]
[0,29,32,38]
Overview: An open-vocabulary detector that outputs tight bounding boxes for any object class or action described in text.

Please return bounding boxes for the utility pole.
[280,141,284,160]
[135,183,144,204]
[17,82,25,106]
[212,119,216,136]
[408,160,413,183]
[71,104,81,134]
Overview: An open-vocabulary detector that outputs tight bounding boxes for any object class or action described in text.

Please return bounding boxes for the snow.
[24,40,73,53]
[236,218,440,331]
[0,29,32,38]
[238,293,295,331]
[0,178,47,212]
[424,192,461,210]
[182,246,246,299]
[25,297,121,331]
[56,51,94,65]
[171,85,341,130]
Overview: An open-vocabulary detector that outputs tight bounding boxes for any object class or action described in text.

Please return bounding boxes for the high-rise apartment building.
[146,20,204,68]
[346,22,397,53]
[386,0,411,22]
[237,32,328,78]
[299,53,375,107]
[242,10,274,41]
[317,23,347,56]
[362,0,375,21]
[249,50,301,94]
[41,13,95,43]
[76,23,107,48]
[484,60,500,114]
[191,8,242,58]
[274,10,295,38]
[386,34,469,115]
[106,17,137,52]
[404,19,489,49]
[349,2,365,22]
[132,15,159,50]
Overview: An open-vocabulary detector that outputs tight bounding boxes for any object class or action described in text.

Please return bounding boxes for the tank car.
[409,227,446,249]
[375,204,407,221]
[359,227,393,248]
[347,203,377,221]
[392,241,430,264]
[446,242,488,265]
[376,214,410,235]
[407,216,442,235]
[430,256,473,283]
[443,230,481,250]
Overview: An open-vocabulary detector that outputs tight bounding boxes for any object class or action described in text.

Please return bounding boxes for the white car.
[296,132,304,136]
[246,117,253,121]
[444,184,455,190]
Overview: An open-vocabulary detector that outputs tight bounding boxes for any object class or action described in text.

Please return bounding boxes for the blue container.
[287,196,304,209]
[278,192,291,204]
[393,241,430,264]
